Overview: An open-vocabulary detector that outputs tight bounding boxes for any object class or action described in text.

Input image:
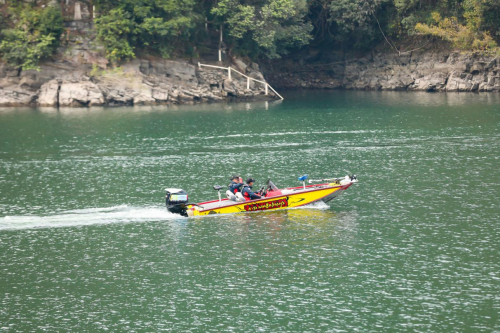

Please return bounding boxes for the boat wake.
[292,201,330,210]
[0,205,179,230]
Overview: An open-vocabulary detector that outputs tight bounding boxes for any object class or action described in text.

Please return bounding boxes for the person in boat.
[226,175,243,201]
[242,178,262,200]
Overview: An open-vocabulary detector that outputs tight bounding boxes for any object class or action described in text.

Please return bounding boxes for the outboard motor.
[165,188,188,217]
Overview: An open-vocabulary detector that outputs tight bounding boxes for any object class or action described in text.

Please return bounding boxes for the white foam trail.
[292,201,330,210]
[0,205,180,230]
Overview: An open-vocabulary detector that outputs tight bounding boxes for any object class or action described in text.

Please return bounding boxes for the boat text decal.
[244,198,289,211]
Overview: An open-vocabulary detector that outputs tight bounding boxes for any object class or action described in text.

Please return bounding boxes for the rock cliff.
[267,50,500,92]
[0,57,276,107]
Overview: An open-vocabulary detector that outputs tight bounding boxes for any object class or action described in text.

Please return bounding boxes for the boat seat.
[213,185,224,190]
[226,190,236,201]
[235,192,245,202]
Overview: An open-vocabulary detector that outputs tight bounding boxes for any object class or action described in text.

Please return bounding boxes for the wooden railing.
[197,63,284,100]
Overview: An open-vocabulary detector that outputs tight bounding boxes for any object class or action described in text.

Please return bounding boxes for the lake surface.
[1,91,499,331]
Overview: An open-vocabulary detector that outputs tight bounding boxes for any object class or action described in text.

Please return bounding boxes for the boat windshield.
[266,179,279,191]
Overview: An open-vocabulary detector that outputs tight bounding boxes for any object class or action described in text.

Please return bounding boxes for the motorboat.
[165,175,358,217]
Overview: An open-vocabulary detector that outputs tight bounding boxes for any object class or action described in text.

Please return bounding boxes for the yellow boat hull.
[186,183,349,217]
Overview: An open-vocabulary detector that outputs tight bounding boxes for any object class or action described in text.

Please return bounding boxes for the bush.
[0,5,64,70]
[94,8,135,63]
[415,12,499,53]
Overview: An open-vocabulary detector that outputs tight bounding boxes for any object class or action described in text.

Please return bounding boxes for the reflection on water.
[284,89,500,107]
[31,99,282,115]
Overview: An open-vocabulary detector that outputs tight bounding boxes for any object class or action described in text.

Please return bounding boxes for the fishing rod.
[308,178,338,183]
[308,175,357,183]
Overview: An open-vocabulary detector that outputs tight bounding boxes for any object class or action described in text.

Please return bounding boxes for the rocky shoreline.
[0,57,276,107]
[3,44,500,108]
[266,50,500,92]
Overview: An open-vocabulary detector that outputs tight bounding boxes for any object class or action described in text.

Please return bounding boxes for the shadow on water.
[281,89,500,107]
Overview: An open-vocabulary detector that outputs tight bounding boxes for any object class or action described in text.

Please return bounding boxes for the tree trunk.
[89,1,93,20]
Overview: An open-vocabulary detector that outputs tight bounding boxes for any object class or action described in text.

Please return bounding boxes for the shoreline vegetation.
[1,0,500,107]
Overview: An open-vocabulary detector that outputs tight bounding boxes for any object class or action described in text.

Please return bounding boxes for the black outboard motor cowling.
[165,188,188,217]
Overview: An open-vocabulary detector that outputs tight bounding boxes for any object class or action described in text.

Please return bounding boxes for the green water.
[1,91,499,331]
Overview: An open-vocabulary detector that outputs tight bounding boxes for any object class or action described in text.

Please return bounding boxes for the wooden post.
[247,77,250,90]
[218,24,223,63]
[228,67,231,80]
[265,84,268,95]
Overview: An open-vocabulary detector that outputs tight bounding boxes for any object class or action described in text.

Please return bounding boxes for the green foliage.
[0,5,64,70]
[481,0,500,40]
[90,63,103,78]
[329,0,378,33]
[91,0,500,60]
[94,8,135,63]
[94,0,197,63]
[211,0,312,58]
[6,0,499,67]
[415,12,499,53]
[307,0,500,54]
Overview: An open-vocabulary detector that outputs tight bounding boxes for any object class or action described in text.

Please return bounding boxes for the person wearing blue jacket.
[228,175,243,194]
[242,178,262,200]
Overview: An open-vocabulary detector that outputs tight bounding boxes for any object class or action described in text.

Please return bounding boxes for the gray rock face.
[233,58,247,73]
[38,80,60,106]
[102,88,134,106]
[0,88,36,106]
[409,72,448,91]
[59,80,105,106]
[152,88,169,102]
[138,59,199,87]
[0,53,275,107]
[133,92,156,105]
[267,51,500,92]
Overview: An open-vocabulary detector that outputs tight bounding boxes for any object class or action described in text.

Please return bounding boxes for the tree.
[306,0,389,51]
[211,0,312,58]
[94,0,197,62]
[94,8,134,63]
